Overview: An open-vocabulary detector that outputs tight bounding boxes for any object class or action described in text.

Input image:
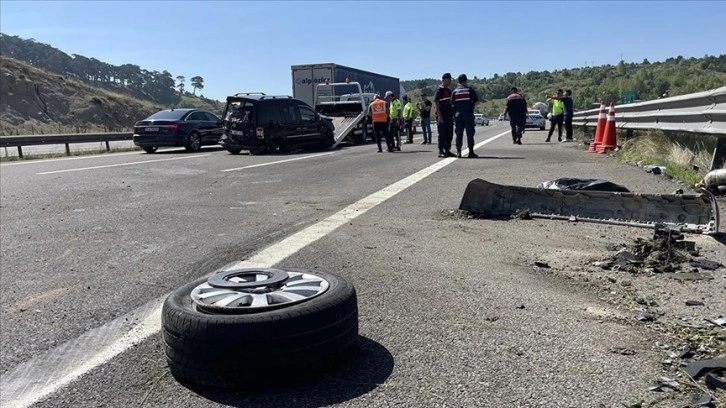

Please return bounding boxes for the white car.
[474,114,490,126]
[525,113,546,130]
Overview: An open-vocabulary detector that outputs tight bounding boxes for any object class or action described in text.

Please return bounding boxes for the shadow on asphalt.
[148,146,226,155]
[181,336,394,407]
[711,232,726,246]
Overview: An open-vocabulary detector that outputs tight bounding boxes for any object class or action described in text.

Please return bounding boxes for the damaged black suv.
[220,93,335,155]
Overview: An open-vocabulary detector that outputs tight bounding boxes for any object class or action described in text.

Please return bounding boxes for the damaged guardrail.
[572,86,726,170]
[0,132,133,158]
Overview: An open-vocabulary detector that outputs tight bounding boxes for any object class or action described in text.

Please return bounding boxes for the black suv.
[220,93,335,155]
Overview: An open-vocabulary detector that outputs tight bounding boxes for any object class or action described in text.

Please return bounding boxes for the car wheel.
[540,126,546,131]
[143,147,158,154]
[226,147,243,155]
[185,132,202,152]
[249,147,264,155]
[162,268,359,388]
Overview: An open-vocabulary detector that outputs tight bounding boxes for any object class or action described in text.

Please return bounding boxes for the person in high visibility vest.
[367,94,394,152]
[546,89,565,142]
[386,90,402,151]
[402,95,415,144]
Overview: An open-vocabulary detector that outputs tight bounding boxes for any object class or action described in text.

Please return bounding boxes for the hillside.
[402,55,726,118]
[0,56,222,135]
[0,33,224,135]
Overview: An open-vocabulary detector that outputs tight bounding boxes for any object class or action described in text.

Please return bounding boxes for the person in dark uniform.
[434,73,456,158]
[451,74,479,158]
[502,87,528,145]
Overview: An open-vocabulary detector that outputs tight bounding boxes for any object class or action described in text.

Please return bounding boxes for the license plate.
[145,127,159,132]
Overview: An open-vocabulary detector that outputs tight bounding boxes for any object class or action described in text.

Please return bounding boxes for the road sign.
[621,91,635,104]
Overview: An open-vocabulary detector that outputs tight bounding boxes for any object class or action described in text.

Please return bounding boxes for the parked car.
[526,113,546,130]
[220,93,335,155]
[133,108,223,153]
[474,114,490,126]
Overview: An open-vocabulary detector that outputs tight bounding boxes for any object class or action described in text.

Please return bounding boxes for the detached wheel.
[143,147,158,154]
[185,132,202,152]
[162,268,358,388]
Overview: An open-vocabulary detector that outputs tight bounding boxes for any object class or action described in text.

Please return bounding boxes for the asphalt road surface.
[1,122,722,408]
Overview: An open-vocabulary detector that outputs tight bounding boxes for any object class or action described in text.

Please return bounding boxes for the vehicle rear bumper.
[219,133,265,150]
[133,134,184,147]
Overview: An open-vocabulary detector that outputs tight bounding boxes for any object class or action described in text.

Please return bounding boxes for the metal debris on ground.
[696,168,726,195]
[693,393,715,407]
[648,376,680,391]
[705,372,726,390]
[595,224,723,275]
[684,358,726,379]
[610,347,637,355]
[685,300,706,307]
[534,261,550,268]
[638,313,657,322]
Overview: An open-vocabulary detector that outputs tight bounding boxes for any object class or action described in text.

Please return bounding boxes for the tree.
[190,76,204,95]
[176,75,185,94]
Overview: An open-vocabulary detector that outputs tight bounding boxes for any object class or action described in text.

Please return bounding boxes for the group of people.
[367,72,480,158]
[367,73,575,156]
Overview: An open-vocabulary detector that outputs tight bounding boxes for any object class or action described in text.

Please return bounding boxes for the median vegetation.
[611,130,718,185]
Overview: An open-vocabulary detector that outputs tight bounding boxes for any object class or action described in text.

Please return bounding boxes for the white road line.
[35,155,209,175]
[220,152,336,172]
[0,130,509,408]
[0,150,146,167]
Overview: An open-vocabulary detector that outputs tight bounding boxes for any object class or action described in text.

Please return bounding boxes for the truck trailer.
[291,63,401,107]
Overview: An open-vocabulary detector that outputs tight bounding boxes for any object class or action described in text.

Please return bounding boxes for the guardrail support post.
[105,141,110,152]
[710,137,726,171]
[17,146,23,159]
[65,143,71,156]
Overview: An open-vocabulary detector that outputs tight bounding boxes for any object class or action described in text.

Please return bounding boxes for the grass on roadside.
[613,130,715,186]
[0,146,142,162]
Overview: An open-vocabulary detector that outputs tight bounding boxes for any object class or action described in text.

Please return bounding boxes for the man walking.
[434,73,456,158]
[367,94,393,152]
[386,90,402,151]
[502,87,527,145]
[402,95,415,144]
[451,74,479,158]
[417,93,432,144]
[546,89,565,142]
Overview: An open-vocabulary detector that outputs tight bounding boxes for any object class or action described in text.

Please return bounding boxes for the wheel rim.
[190,134,201,150]
[191,268,329,313]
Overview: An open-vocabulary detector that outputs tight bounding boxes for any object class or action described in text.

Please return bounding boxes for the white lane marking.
[220,152,336,172]
[0,131,509,408]
[0,150,146,167]
[35,155,209,175]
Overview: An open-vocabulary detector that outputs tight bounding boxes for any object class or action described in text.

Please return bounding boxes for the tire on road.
[143,146,158,154]
[184,132,202,152]
[161,268,359,388]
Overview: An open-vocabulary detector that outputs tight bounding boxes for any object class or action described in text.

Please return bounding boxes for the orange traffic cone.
[588,100,606,153]
[597,102,617,153]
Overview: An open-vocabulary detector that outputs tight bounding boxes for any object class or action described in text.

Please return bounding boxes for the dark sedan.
[133,108,223,153]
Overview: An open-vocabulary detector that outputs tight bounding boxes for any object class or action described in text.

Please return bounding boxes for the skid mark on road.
[0,131,509,408]
[221,152,336,172]
[36,155,209,175]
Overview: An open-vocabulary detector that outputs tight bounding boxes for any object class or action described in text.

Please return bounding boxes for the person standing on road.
[560,89,575,141]
[502,87,527,145]
[402,95,415,144]
[434,73,456,158]
[367,94,394,152]
[386,90,402,151]
[451,74,479,158]
[417,93,433,145]
[546,89,565,142]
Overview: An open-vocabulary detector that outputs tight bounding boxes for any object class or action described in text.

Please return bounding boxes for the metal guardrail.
[0,132,133,158]
[572,86,726,170]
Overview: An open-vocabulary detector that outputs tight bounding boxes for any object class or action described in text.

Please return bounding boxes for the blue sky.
[1,1,725,102]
